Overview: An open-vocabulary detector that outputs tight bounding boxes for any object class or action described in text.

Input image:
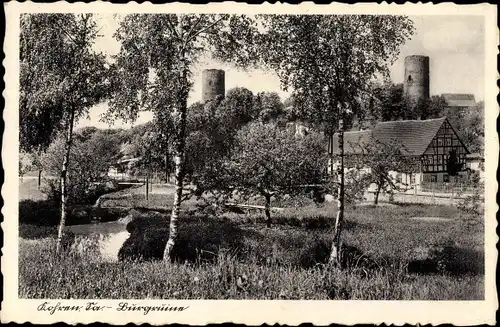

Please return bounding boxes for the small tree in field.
[223,122,326,227]
[40,130,121,204]
[19,152,34,181]
[343,139,420,205]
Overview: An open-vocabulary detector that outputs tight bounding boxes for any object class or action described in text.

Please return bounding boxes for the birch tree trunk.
[329,114,344,265]
[38,170,42,190]
[163,46,189,262]
[56,109,75,256]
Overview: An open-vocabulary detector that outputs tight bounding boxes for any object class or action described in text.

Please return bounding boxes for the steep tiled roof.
[442,93,476,107]
[332,130,372,155]
[332,117,447,156]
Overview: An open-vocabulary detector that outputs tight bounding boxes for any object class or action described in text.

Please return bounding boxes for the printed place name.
[37,301,189,315]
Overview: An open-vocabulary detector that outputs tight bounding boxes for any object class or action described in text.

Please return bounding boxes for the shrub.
[19,199,129,226]
[118,210,246,263]
[19,200,61,226]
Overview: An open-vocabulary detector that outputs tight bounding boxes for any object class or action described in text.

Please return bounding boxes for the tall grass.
[18,200,484,300]
[19,237,483,300]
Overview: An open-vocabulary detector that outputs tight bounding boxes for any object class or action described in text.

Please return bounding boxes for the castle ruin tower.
[403,55,430,104]
[202,69,225,103]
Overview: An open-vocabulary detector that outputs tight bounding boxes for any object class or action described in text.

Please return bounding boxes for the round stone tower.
[403,55,430,103]
[202,69,225,103]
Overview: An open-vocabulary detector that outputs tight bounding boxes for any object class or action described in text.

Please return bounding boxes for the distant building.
[329,117,471,185]
[404,55,430,105]
[442,93,476,112]
[202,69,225,103]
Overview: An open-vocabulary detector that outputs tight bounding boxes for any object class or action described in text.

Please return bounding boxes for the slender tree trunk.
[56,109,75,256]
[37,170,42,190]
[264,194,271,228]
[163,46,189,262]
[163,148,185,261]
[145,172,149,201]
[165,153,170,183]
[374,183,382,205]
[330,109,344,265]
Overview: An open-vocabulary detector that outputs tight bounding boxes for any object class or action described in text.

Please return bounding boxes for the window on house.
[443,174,449,183]
[408,75,413,82]
[431,174,437,183]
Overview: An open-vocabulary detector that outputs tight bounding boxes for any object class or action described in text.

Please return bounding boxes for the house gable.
[421,118,470,173]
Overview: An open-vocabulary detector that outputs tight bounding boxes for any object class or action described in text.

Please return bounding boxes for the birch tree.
[108,14,258,261]
[20,13,109,254]
[255,14,415,265]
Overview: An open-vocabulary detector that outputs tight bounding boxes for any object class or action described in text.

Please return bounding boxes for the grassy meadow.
[18,180,485,300]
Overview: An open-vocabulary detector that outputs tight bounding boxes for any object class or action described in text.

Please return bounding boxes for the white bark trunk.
[56,109,75,255]
[163,37,188,262]
[330,115,344,265]
[163,152,183,261]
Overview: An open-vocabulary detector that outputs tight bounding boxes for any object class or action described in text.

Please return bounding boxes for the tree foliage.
[342,138,420,205]
[256,15,415,134]
[20,13,110,152]
[19,151,34,178]
[222,123,327,226]
[360,83,448,125]
[446,101,484,154]
[254,91,286,123]
[253,14,415,263]
[108,14,260,260]
[40,129,121,204]
[184,88,256,197]
[20,13,111,254]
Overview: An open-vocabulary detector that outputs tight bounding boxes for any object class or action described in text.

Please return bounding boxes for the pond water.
[67,221,130,262]
[67,221,127,235]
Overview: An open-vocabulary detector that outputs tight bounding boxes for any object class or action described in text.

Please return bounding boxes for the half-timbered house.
[329,117,471,185]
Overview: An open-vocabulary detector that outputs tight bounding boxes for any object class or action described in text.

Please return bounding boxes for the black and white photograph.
[2,2,497,325]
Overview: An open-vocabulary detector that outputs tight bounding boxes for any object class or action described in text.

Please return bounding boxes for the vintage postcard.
[2,2,498,325]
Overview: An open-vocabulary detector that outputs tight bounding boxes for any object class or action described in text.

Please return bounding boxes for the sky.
[78,14,485,129]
